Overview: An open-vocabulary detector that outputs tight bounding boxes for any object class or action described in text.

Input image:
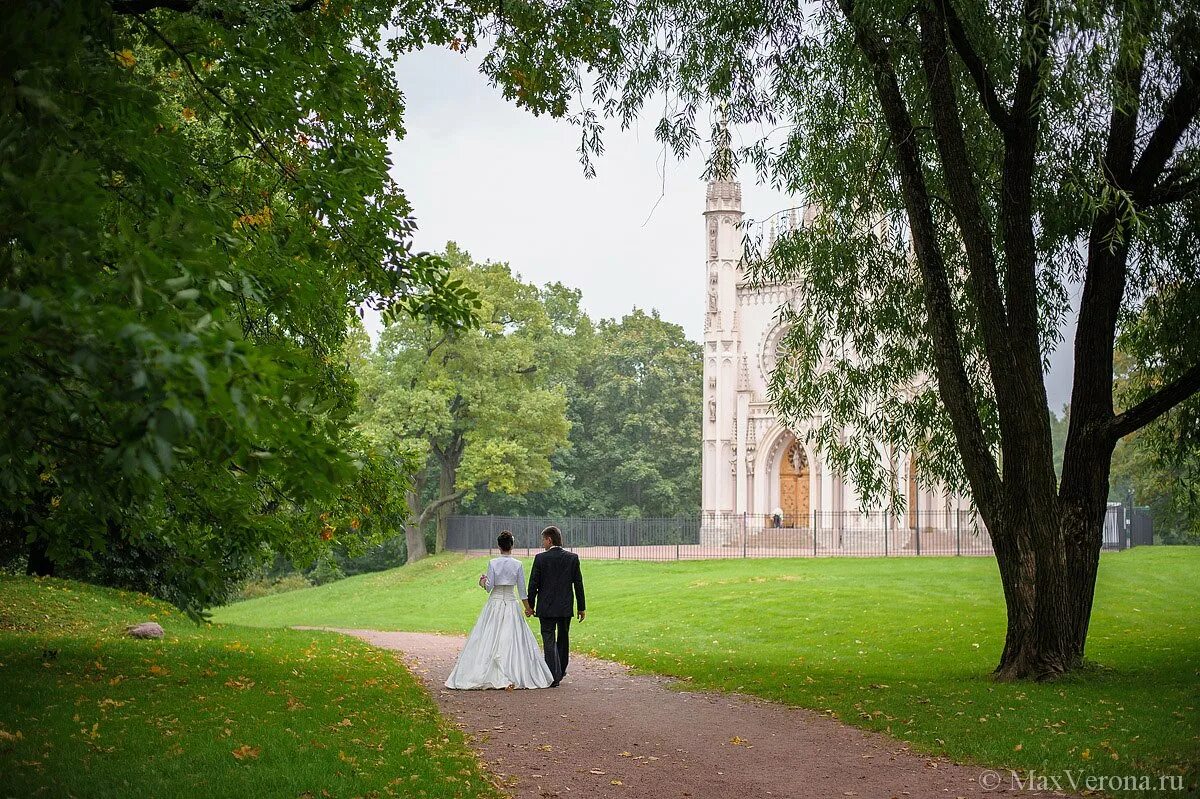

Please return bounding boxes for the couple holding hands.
[445,526,586,690]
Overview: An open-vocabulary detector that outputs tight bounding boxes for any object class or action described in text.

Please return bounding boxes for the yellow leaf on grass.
[114,49,136,68]
[729,736,748,746]
[231,744,260,760]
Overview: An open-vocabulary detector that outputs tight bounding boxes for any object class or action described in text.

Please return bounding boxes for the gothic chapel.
[700,173,969,549]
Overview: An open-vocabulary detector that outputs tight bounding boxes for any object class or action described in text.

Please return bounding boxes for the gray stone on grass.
[125,621,164,639]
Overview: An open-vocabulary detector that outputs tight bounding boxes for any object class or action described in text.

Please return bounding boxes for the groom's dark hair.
[541,526,562,547]
[497,531,514,551]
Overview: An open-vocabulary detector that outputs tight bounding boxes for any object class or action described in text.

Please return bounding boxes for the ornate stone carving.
[759,320,791,384]
[737,354,751,392]
[708,399,717,423]
[708,219,718,258]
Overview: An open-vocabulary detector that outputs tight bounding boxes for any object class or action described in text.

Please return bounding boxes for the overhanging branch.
[1110,362,1200,440]
[1131,73,1200,201]
[935,0,1011,131]
[417,489,469,526]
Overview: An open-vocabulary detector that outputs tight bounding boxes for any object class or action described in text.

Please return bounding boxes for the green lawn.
[216,548,1200,793]
[0,575,505,799]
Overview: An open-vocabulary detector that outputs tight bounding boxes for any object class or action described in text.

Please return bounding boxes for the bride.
[445,531,554,690]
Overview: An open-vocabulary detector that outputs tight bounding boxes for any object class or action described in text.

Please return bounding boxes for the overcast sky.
[375,46,1078,411]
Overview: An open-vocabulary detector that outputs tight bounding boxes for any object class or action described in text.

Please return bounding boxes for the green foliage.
[0,575,503,798]
[216,549,1200,794]
[559,309,702,517]
[458,309,703,518]
[0,0,622,612]
[356,245,574,556]
[0,0,457,614]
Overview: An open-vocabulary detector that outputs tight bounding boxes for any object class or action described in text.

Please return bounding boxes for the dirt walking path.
[321,629,1015,799]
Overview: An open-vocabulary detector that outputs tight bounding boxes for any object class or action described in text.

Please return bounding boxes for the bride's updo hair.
[497,530,515,552]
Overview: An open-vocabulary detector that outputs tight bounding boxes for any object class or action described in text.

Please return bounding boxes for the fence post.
[955,509,961,556]
[915,511,921,556]
[884,511,889,557]
[618,520,622,560]
[812,509,817,557]
[677,515,681,561]
[742,512,747,558]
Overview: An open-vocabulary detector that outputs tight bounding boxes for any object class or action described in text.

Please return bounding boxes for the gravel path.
[316,628,1017,799]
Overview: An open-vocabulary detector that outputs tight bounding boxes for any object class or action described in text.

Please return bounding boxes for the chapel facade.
[700,174,967,546]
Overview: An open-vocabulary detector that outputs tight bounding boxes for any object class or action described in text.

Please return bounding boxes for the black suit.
[527,546,585,682]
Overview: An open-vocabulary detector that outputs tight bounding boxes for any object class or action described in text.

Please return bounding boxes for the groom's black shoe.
[550,679,561,688]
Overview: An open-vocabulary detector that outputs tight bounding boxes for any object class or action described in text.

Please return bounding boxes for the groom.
[526,525,585,688]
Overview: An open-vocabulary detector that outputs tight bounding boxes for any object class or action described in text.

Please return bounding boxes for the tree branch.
[418,489,468,526]
[1067,5,1169,446]
[1110,362,1200,440]
[917,6,1014,380]
[1009,0,1052,122]
[838,0,1003,517]
[1143,170,1200,208]
[1131,71,1200,201]
[935,0,1011,130]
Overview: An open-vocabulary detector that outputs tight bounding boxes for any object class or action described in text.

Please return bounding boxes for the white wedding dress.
[445,556,554,690]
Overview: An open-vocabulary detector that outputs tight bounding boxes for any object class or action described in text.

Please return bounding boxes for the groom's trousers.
[538,616,571,681]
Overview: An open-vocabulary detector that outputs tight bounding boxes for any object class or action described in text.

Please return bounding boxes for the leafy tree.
[576,0,1200,678]
[461,310,703,518]
[0,0,618,613]
[565,310,702,517]
[356,245,572,561]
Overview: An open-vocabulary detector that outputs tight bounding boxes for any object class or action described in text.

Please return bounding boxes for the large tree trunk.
[435,456,456,553]
[26,535,55,577]
[1059,430,1117,664]
[403,486,429,563]
[990,478,1112,681]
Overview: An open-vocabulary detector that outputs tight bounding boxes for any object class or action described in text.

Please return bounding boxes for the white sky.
[373,46,1077,410]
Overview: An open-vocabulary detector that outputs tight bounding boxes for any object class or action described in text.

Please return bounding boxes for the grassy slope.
[216,549,1200,792]
[0,575,505,799]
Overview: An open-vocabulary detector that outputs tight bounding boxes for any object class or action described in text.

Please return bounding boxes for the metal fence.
[444,505,1146,561]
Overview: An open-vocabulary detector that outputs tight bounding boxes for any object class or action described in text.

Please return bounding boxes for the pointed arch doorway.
[779,439,810,528]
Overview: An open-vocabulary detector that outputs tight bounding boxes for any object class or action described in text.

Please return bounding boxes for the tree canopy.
[0,0,619,613]
[355,245,574,560]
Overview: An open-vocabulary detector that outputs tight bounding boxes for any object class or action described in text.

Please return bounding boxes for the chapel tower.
[701,174,745,514]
